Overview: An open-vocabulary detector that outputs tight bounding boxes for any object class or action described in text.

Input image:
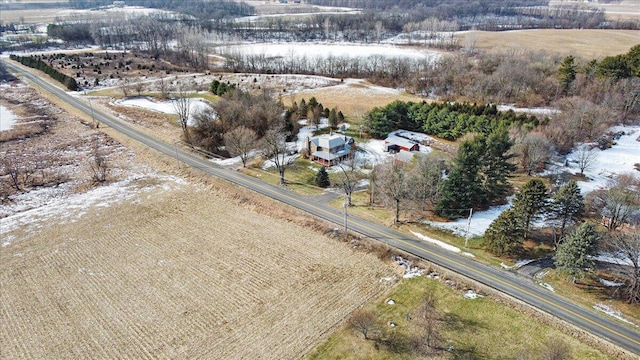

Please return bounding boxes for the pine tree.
[436,137,483,219]
[328,108,338,129]
[484,209,524,256]
[558,55,577,94]
[548,180,584,240]
[512,179,549,238]
[481,127,516,205]
[315,166,330,188]
[554,223,600,280]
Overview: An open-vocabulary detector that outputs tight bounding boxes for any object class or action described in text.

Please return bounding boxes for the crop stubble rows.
[1,181,395,359]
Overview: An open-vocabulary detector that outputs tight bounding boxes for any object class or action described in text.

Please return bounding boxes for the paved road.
[5,59,640,356]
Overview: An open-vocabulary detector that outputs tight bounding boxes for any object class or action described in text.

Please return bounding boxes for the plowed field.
[1,181,395,359]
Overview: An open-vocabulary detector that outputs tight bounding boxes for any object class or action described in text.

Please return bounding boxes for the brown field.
[0,81,396,359]
[0,180,396,359]
[458,29,640,59]
[281,81,424,121]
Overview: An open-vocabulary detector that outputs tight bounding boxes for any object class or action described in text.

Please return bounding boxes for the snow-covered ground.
[1,173,188,245]
[497,104,560,116]
[594,303,638,328]
[214,42,443,61]
[425,197,514,239]
[0,105,17,131]
[565,125,640,194]
[115,96,213,127]
[411,231,475,257]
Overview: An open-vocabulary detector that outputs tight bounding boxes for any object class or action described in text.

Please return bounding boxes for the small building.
[307,134,355,166]
[113,1,126,7]
[384,134,419,153]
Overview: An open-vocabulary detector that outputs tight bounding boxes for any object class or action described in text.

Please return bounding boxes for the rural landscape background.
[1,0,639,359]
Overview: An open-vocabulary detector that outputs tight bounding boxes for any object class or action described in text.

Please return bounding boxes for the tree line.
[9,55,78,91]
[365,100,541,140]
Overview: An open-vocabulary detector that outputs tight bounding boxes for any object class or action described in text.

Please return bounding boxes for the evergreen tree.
[315,166,330,188]
[480,127,516,205]
[484,209,524,256]
[558,55,577,94]
[436,137,483,219]
[512,178,549,237]
[548,180,584,240]
[554,223,600,280]
[328,108,338,129]
[298,98,308,119]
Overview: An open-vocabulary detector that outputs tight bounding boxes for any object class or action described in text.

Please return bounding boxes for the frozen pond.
[215,42,442,61]
[1,105,17,131]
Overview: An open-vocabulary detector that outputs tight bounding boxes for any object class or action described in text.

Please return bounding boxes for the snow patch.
[463,290,484,299]
[594,303,638,328]
[411,231,474,257]
[425,197,514,238]
[599,278,625,287]
[0,105,18,131]
[393,256,424,278]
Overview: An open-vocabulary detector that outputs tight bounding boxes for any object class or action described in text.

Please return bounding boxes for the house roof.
[385,135,419,149]
[310,134,350,149]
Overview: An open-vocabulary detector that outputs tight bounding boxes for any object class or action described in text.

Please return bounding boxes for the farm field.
[0,178,396,359]
[0,82,396,359]
[457,29,640,59]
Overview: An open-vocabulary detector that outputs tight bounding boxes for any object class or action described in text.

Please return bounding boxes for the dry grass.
[458,29,640,59]
[281,81,424,120]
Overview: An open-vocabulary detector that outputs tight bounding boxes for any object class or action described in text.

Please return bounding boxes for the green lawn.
[306,276,613,360]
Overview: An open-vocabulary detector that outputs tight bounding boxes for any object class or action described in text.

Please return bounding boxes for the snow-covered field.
[215,42,443,61]
[566,125,640,194]
[115,96,213,126]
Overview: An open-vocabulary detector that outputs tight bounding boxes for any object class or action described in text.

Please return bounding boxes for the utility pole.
[343,195,348,236]
[465,208,473,248]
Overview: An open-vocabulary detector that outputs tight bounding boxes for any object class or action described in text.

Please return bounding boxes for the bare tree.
[375,160,407,224]
[120,78,130,98]
[224,126,256,167]
[513,131,554,175]
[133,79,144,97]
[158,78,169,100]
[606,229,640,304]
[262,126,295,185]
[89,143,109,184]
[410,288,444,356]
[2,157,23,192]
[406,153,446,211]
[348,309,378,340]
[539,338,572,360]
[590,174,640,231]
[573,145,598,177]
[172,85,192,143]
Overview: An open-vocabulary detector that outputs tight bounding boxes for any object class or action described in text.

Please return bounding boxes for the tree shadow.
[448,344,487,360]
[442,313,484,332]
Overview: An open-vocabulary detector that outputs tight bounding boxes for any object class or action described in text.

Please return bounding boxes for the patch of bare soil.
[0,79,397,359]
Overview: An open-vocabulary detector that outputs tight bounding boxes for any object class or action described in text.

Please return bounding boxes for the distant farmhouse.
[384,130,432,153]
[307,134,355,166]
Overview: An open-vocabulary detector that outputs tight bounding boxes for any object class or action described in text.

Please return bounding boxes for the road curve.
[5,59,639,356]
